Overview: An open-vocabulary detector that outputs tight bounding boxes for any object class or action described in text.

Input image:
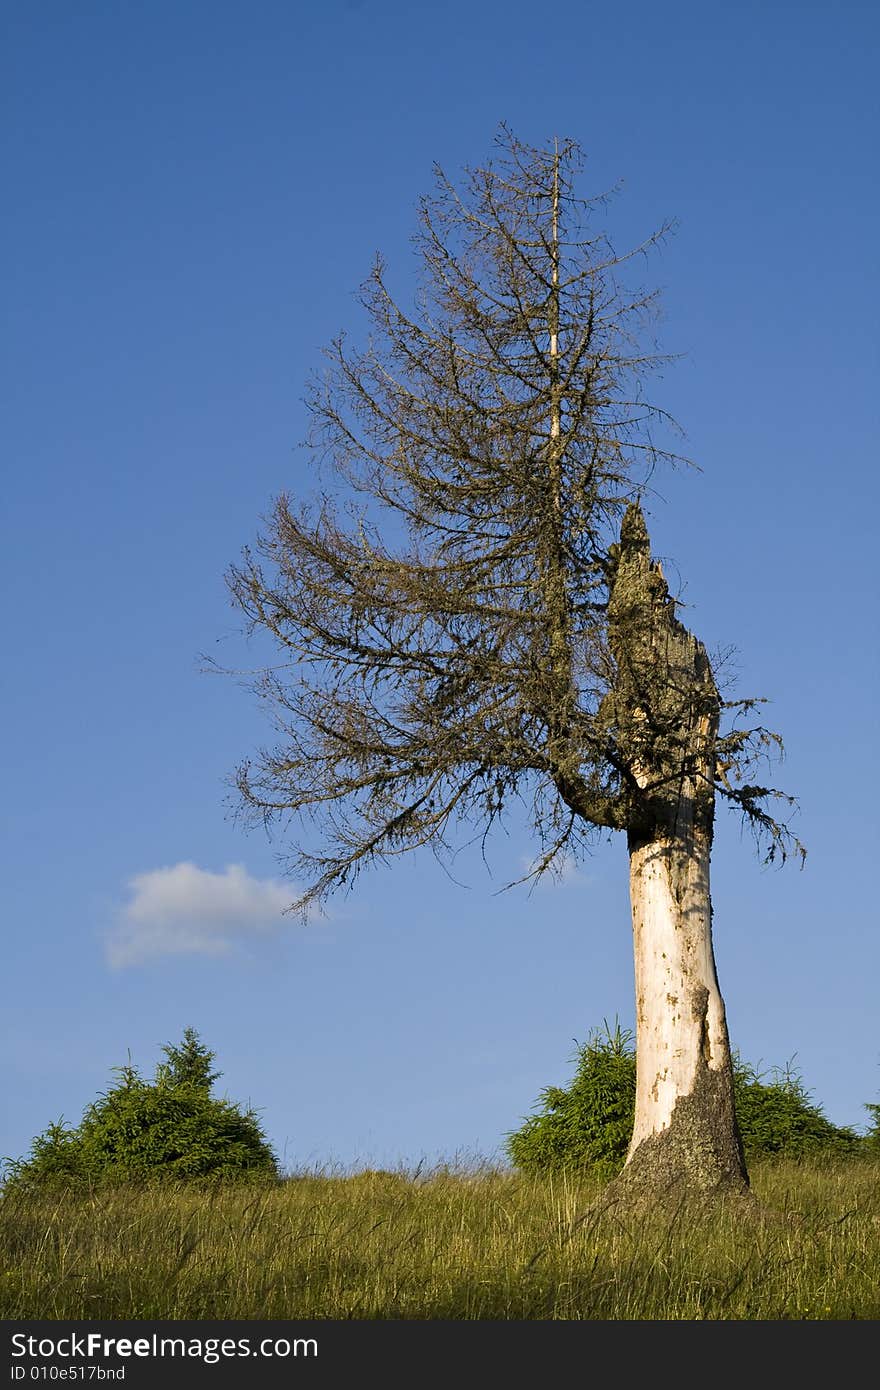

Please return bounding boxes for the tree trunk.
[623,825,747,1197]
[604,503,750,1205]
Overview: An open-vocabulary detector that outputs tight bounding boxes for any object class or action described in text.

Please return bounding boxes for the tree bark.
[622,827,748,1199]
[604,504,750,1204]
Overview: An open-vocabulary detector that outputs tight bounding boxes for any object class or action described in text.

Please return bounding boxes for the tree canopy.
[224,127,801,917]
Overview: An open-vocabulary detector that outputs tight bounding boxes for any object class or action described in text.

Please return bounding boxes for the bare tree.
[223,128,802,1208]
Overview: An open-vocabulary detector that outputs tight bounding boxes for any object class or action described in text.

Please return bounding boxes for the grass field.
[2,1157,879,1320]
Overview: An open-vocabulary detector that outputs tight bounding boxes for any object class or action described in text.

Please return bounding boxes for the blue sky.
[3,0,878,1173]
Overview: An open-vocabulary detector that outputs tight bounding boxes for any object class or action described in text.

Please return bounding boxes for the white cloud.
[106,861,295,968]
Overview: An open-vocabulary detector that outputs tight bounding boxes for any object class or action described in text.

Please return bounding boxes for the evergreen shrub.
[507,1022,863,1176]
[3,1029,278,1189]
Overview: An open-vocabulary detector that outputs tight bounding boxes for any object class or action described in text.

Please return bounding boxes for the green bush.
[733,1058,861,1160]
[507,1022,636,1181]
[507,1022,864,1176]
[4,1029,278,1190]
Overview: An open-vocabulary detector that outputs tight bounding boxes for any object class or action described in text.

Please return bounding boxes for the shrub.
[507,1022,636,1181]
[507,1022,863,1176]
[733,1058,861,1160]
[3,1029,278,1190]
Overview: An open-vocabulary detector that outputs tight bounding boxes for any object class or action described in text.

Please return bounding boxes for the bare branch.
[222,127,800,911]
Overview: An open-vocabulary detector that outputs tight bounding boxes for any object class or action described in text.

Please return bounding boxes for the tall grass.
[2,1158,878,1320]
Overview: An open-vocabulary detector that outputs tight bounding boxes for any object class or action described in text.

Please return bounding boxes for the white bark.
[627,828,731,1157]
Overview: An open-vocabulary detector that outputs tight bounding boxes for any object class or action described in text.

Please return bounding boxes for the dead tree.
[224,128,802,1206]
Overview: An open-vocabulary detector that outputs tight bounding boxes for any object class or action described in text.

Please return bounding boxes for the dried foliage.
[220,127,802,914]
